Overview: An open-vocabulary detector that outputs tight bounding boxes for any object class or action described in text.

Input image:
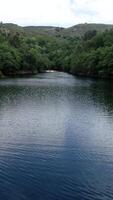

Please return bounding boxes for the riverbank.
[1,70,38,78]
[70,70,113,80]
[1,69,113,80]
[0,71,5,78]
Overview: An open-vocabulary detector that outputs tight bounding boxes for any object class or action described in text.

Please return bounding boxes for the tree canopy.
[0,26,113,78]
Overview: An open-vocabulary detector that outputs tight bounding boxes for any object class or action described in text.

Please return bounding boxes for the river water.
[0,72,113,200]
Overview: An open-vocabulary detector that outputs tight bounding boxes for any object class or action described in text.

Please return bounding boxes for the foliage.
[0,24,113,78]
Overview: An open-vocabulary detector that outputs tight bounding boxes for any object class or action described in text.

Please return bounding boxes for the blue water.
[0,72,113,200]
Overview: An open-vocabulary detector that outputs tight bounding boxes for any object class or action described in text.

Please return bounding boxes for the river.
[0,72,113,200]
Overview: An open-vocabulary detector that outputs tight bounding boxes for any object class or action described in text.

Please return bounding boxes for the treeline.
[68,30,113,78]
[0,26,113,78]
[0,30,56,76]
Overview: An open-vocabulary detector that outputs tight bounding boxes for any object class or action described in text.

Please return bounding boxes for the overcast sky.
[0,0,113,27]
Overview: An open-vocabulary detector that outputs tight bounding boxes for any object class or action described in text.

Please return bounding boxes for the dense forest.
[0,23,113,78]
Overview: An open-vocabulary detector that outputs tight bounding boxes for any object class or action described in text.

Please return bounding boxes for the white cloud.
[0,0,113,27]
[69,0,113,24]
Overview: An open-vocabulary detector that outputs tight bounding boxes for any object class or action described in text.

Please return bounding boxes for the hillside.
[24,23,113,37]
[63,23,113,37]
[2,23,24,33]
[24,26,65,36]
[1,22,113,38]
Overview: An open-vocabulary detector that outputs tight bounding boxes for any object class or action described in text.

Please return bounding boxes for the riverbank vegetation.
[0,23,113,78]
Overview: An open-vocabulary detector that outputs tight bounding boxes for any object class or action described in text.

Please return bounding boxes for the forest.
[0,23,113,78]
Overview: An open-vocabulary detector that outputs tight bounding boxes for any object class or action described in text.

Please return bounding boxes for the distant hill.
[24,26,65,36]
[3,23,24,33]
[1,22,113,38]
[63,23,113,37]
[24,23,113,37]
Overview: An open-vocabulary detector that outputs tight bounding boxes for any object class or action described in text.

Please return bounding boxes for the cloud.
[69,0,98,17]
[0,0,113,27]
[69,0,113,24]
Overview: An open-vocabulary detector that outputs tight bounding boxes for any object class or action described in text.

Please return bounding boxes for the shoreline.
[1,69,113,80]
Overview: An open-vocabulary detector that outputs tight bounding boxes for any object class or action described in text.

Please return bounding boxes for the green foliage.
[0,43,21,75]
[83,30,97,40]
[0,23,113,78]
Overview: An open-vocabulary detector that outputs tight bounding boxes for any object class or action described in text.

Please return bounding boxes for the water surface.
[0,72,113,200]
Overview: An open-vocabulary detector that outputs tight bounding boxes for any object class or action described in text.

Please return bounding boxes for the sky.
[0,0,113,27]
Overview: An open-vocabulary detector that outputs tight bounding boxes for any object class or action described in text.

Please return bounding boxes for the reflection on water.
[0,72,113,199]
